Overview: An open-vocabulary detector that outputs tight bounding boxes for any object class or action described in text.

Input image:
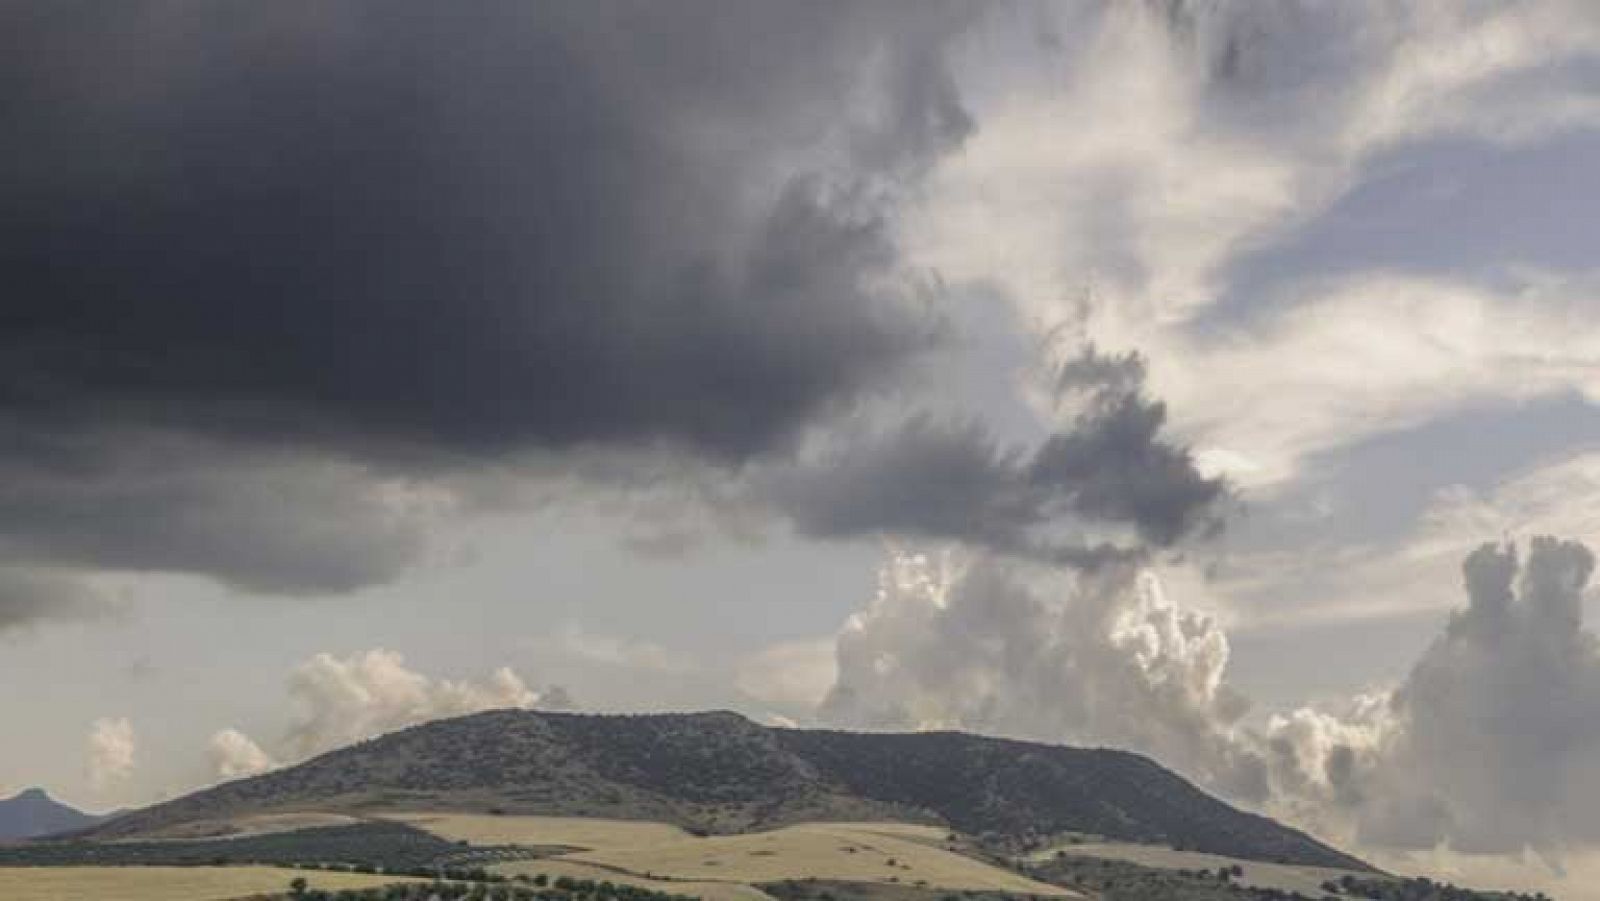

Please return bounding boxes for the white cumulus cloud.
[816,535,1600,874]
[86,717,136,792]
[820,548,1268,801]
[282,648,540,760]
[736,638,839,714]
[1285,537,1600,859]
[207,728,277,780]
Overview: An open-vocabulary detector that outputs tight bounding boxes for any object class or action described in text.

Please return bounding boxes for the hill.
[82,709,1370,871]
[774,728,1371,871]
[0,788,100,841]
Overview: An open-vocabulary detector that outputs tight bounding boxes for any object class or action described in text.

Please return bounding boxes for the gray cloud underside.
[0,2,974,460]
[0,3,1236,624]
[0,430,432,595]
[0,2,987,618]
[770,347,1228,563]
[0,567,113,632]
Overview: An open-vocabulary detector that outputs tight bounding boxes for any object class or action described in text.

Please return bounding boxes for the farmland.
[495,857,776,901]
[566,823,1072,894]
[388,813,693,851]
[0,864,414,900]
[397,815,1076,898]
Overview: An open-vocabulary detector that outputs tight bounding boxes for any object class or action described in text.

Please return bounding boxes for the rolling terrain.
[3,710,1551,899]
[83,709,1368,872]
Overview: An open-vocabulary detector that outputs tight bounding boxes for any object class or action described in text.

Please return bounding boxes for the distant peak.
[12,787,50,801]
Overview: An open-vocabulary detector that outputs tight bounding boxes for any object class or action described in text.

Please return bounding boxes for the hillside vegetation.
[83,710,1368,871]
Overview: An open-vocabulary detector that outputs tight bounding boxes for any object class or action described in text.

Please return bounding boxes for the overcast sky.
[6,1,1600,896]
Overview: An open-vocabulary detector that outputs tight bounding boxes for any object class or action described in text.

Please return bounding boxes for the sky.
[5,0,1600,896]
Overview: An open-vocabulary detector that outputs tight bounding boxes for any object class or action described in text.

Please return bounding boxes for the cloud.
[207,728,277,780]
[768,346,1227,564]
[555,625,697,674]
[1333,538,1600,857]
[819,547,1268,801]
[0,567,118,633]
[1153,271,1600,489]
[736,638,838,714]
[1214,447,1600,633]
[86,717,136,792]
[903,1,1600,490]
[0,2,980,626]
[0,3,970,461]
[0,432,451,597]
[3,1,1596,637]
[1241,538,1600,862]
[209,650,574,773]
[282,649,541,760]
[816,534,1600,866]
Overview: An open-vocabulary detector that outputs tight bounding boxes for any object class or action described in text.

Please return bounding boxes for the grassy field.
[387,813,693,850]
[569,822,1073,894]
[1033,840,1371,895]
[496,857,777,901]
[0,865,416,900]
[398,815,1076,898]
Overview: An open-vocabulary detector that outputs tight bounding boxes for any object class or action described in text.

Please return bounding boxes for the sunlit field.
[0,865,416,901]
[400,814,1075,897]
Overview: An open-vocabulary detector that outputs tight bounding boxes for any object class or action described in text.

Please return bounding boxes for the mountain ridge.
[83,709,1372,872]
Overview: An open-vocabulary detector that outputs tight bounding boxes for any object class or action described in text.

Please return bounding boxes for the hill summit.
[88,709,1370,871]
[0,788,100,841]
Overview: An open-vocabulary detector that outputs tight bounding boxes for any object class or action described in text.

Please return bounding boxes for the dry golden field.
[566,822,1072,894]
[495,857,778,901]
[386,812,693,850]
[0,865,416,901]
[396,814,1077,898]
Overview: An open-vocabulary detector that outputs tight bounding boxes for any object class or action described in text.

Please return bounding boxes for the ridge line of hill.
[80,708,1373,873]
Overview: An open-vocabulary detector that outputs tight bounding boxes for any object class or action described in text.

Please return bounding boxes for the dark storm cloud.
[0,431,433,595]
[1030,362,1228,547]
[0,2,981,620]
[0,567,112,632]
[0,1,972,460]
[771,417,1035,546]
[770,346,1228,562]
